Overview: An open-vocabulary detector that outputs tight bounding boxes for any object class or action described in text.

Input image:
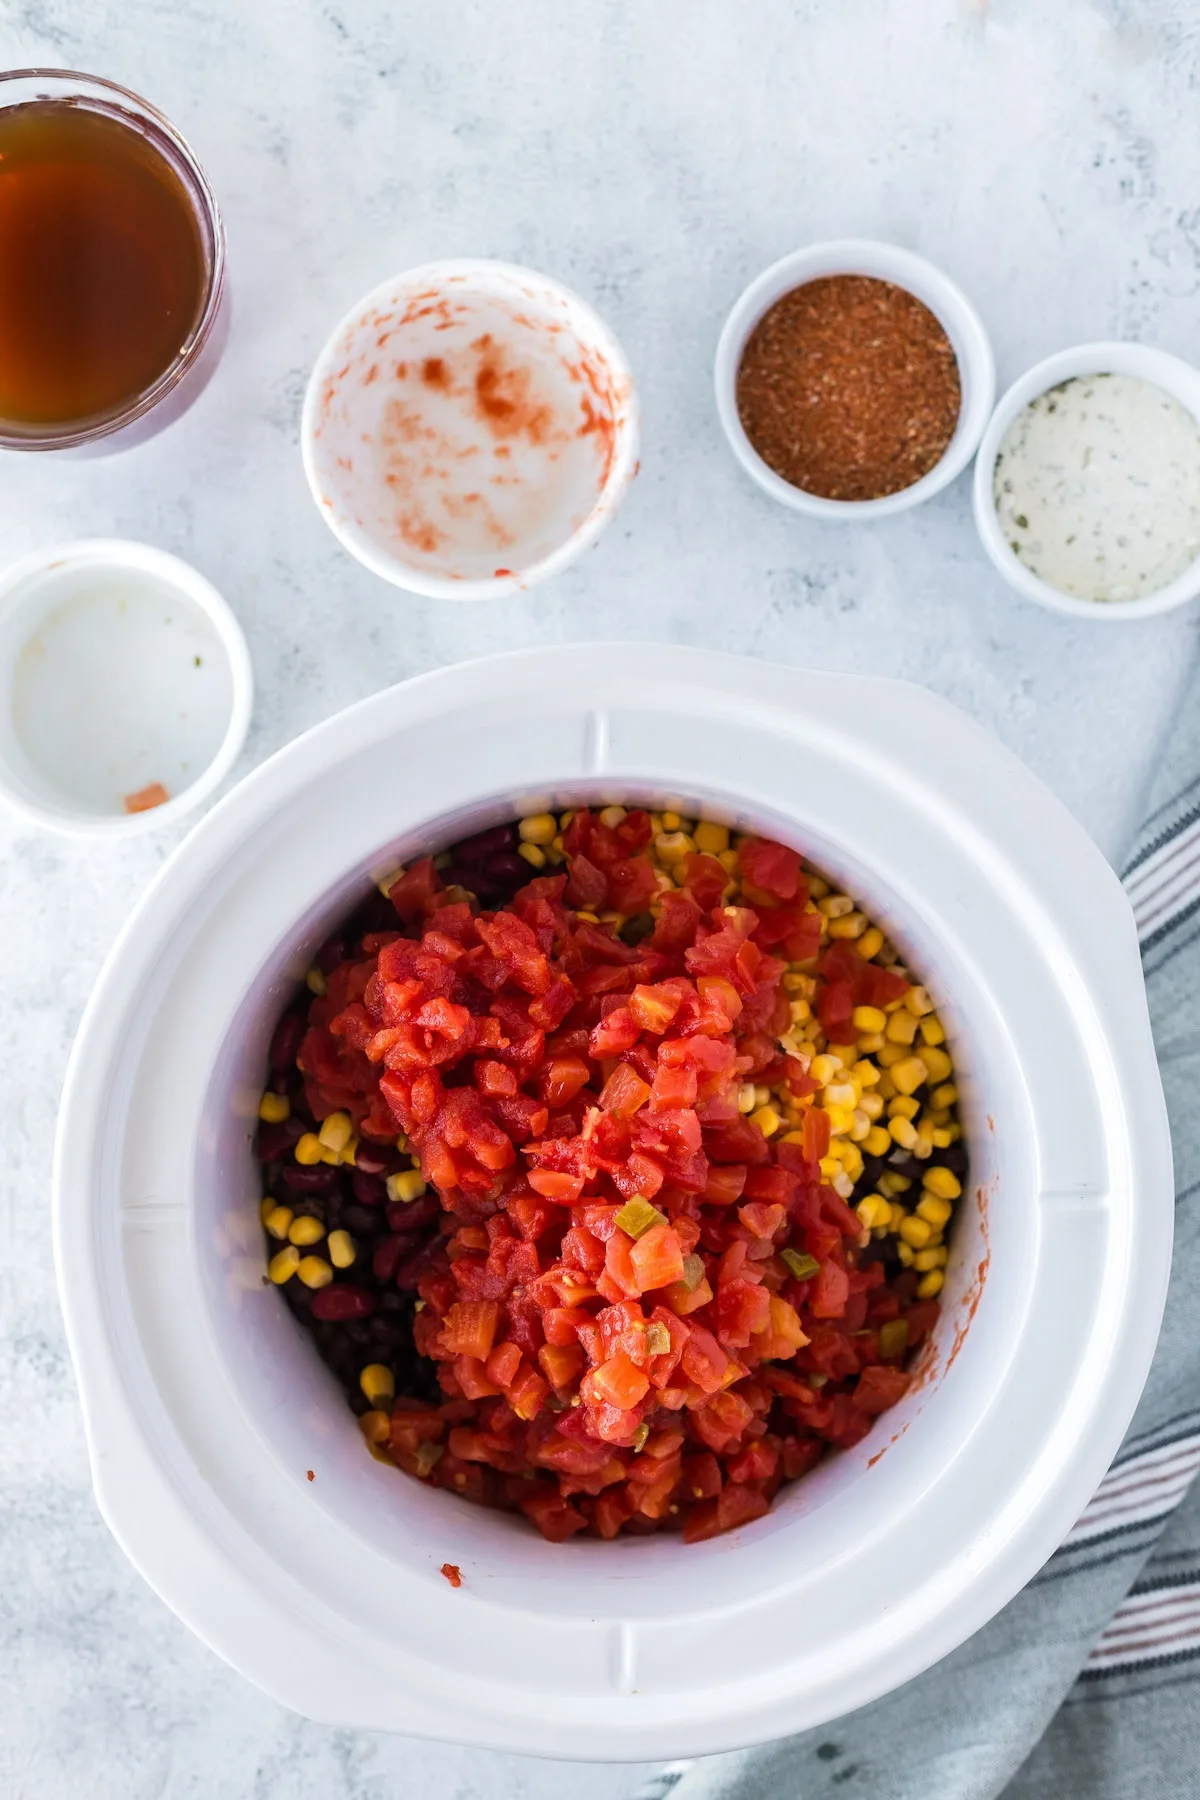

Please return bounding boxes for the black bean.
[344,1203,384,1236]
[386,1193,440,1233]
[620,912,656,946]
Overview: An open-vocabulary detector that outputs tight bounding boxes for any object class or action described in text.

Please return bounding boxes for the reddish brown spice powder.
[735,275,961,501]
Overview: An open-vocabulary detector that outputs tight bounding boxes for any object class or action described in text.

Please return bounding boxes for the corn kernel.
[891,1056,929,1096]
[876,1041,906,1068]
[917,1268,945,1299]
[750,1104,782,1138]
[754,1083,772,1107]
[259,1196,277,1225]
[888,1201,908,1231]
[887,1095,919,1120]
[518,841,546,869]
[519,812,558,846]
[922,1047,953,1084]
[359,1408,392,1446]
[268,1246,301,1284]
[897,1240,915,1267]
[360,1363,395,1406]
[856,1193,891,1229]
[689,820,727,855]
[852,1059,881,1087]
[860,1091,885,1120]
[810,1053,841,1085]
[905,984,934,1017]
[327,1228,356,1268]
[931,1128,952,1148]
[287,1214,325,1247]
[923,1166,962,1200]
[858,926,884,960]
[850,1109,872,1142]
[886,1008,918,1045]
[258,1091,290,1123]
[305,966,327,996]
[655,831,694,863]
[899,1214,932,1248]
[341,1134,359,1167]
[717,847,740,875]
[917,1194,954,1227]
[931,1082,958,1111]
[824,1080,858,1108]
[920,1014,946,1047]
[914,1246,949,1271]
[264,1204,293,1240]
[660,810,683,831]
[387,1169,427,1204]
[852,1005,887,1033]
[597,805,627,829]
[913,1120,935,1159]
[318,1111,353,1153]
[876,1072,896,1099]
[819,1155,841,1181]
[319,1146,341,1166]
[824,1103,855,1135]
[840,1143,864,1182]
[789,998,812,1024]
[864,1124,892,1156]
[296,1255,333,1289]
[858,1031,886,1054]
[884,1173,912,1196]
[294,1133,323,1166]
[831,1169,854,1199]
[828,912,867,939]
[818,894,854,918]
[890,1115,918,1150]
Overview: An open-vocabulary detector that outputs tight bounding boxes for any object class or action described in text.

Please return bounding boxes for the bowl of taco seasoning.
[973,341,1200,620]
[714,240,995,520]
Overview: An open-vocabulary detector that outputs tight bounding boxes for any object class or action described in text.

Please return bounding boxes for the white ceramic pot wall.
[53,644,1172,1760]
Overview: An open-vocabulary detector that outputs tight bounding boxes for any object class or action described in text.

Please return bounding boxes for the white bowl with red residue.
[301,261,639,600]
[54,646,1172,1760]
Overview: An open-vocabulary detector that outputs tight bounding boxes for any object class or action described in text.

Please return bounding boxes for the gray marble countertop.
[4,2,1199,1794]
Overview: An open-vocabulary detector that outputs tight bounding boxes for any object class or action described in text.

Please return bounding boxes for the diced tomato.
[855,1365,913,1414]
[740,837,802,900]
[630,1223,686,1292]
[267,821,952,1547]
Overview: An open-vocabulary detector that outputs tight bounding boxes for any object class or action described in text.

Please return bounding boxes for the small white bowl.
[0,539,252,836]
[714,239,995,520]
[302,260,639,601]
[973,341,1200,621]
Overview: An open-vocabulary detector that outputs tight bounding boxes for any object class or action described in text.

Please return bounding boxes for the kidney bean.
[256,1115,305,1162]
[454,824,517,864]
[353,1144,402,1178]
[280,1163,342,1194]
[351,1170,388,1206]
[485,851,529,888]
[310,1284,376,1322]
[442,863,493,898]
[386,1193,440,1233]
[373,1235,407,1282]
[394,1243,441,1291]
[269,1010,306,1073]
[316,935,347,975]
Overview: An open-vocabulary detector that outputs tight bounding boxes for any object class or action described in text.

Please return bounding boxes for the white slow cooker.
[53,644,1172,1760]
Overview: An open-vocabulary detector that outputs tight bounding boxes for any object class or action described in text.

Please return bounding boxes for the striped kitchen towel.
[633,703,1200,1800]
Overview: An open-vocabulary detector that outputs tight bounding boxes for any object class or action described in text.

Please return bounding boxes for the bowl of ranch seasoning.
[973,342,1200,619]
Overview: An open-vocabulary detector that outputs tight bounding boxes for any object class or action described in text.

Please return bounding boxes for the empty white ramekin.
[302,260,639,600]
[54,645,1171,1759]
[715,240,995,520]
[973,341,1200,620]
[0,540,252,835]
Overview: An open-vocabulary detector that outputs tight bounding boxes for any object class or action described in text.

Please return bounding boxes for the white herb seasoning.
[992,374,1200,603]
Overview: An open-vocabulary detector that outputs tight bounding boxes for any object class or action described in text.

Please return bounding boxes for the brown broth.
[0,100,209,432]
